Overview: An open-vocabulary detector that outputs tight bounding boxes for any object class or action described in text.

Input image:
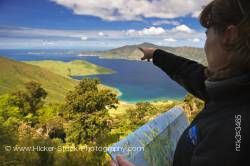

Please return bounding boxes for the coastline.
[118,96,184,104]
[78,53,142,62]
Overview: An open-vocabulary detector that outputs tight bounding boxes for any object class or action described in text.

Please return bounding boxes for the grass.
[109,100,179,118]
[0,57,120,103]
[24,60,114,78]
[0,56,79,103]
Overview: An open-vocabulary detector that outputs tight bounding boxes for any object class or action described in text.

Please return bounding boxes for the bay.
[0,49,186,103]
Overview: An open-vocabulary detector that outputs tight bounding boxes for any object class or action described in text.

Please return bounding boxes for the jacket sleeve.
[152,49,207,101]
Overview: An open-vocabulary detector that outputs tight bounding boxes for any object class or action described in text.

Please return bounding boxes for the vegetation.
[25,60,114,78]
[0,57,119,103]
[0,57,77,103]
[0,57,204,165]
[109,100,179,139]
[0,77,193,166]
[181,93,204,122]
[13,82,47,116]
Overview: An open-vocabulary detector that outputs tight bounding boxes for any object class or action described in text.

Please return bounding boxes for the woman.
[110,0,250,165]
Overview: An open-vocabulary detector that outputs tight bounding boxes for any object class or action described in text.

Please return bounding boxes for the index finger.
[117,155,135,166]
[110,160,118,166]
[138,47,144,52]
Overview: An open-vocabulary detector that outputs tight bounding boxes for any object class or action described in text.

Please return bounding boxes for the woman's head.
[200,0,250,80]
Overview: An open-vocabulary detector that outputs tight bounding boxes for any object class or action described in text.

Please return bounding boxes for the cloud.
[192,10,202,18]
[0,27,88,39]
[138,27,166,36]
[0,27,118,40]
[152,20,180,26]
[98,32,109,37]
[51,0,212,21]
[98,32,104,36]
[190,38,201,42]
[126,24,195,37]
[0,26,206,49]
[80,36,88,40]
[126,27,165,36]
[164,38,177,42]
[172,24,193,33]
[126,29,136,36]
[42,40,55,46]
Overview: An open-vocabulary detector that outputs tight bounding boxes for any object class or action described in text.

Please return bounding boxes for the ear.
[222,25,238,45]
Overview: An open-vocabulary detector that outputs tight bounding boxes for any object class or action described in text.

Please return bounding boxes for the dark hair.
[200,0,250,79]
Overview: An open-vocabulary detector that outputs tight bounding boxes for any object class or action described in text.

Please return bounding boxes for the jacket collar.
[205,73,250,103]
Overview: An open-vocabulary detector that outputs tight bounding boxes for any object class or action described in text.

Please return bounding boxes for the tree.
[63,78,118,144]
[62,78,118,165]
[0,117,18,165]
[0,94,22,121]
[63,79,117,115]
[182,93,204,121]
[37,104,66,142]
[12,81,47,116]
[67,68,71,77]
[127,102,157,130]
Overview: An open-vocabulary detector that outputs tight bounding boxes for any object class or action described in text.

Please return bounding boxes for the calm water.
[0,49,186,102]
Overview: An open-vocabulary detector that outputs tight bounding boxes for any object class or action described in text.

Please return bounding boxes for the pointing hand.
[138,47,157,62]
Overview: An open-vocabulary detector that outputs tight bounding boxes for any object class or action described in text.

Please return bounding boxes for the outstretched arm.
[140,48,208,101]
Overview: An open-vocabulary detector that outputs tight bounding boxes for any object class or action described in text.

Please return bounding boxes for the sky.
[0,0,212,50]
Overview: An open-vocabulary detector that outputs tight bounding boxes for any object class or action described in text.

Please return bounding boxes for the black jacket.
[153,49,250,166]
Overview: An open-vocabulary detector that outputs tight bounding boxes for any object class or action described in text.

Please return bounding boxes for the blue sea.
[0,49,186,103]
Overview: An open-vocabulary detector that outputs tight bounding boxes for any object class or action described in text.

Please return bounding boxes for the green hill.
[0,56,78,103]
[24,60,114,78]
[81,42,207,65]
